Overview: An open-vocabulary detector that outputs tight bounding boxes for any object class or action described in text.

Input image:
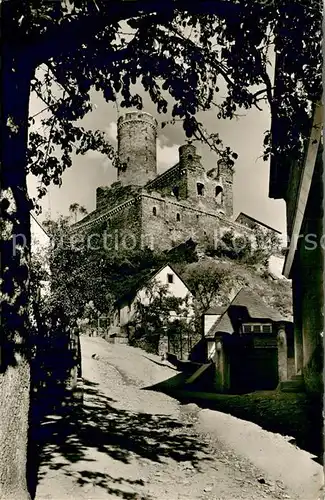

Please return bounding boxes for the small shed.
[207,287,294,394]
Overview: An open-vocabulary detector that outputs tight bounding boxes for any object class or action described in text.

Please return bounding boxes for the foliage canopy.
[2,0,320,210]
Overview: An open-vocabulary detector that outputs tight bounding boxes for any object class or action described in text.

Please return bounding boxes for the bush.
[213,228,282,266]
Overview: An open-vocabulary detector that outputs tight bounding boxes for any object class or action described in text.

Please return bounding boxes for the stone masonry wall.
[146,163,188,201]
[217,162,234,218]
[74,197,143,254]
[102,198,143,254]
[147,144,232,217]
[180,145,225,215]
[117,111,157,187]
[96,183,142,211]
[140,193,252,253]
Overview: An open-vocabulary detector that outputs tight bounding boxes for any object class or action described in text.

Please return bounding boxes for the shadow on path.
[142,356,178,371]
[31,378,212,499]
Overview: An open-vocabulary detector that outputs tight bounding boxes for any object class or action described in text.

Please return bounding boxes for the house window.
[167,273,174,284]
[176,213,181,222]
[197,183,205,196]
[153,206,157,216]
[243,323,272,334]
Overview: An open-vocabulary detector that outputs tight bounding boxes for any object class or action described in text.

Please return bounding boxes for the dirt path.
[35,336,323,500]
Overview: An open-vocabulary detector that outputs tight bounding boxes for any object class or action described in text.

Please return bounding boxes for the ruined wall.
[146,163,188,201]
[141,194,217,251]
[180,145,228,215]
[217,161,234,218]
[147,144,232,217]
[140,193,250,253]
[80,197,143,254]
[75,186,253,257]
[117,111,157,186]
[96,183,141,211]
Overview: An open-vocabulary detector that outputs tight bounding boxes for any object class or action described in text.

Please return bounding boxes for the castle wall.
[73,188,253,257]
[147,144,232,216]
[146,163,188,201]
[236,212,281,236]
[72,114,259,260]
[96,184,141,211]
[74,198,143,254]
[105,199,142,254]
[219,163,234,218]
[140,193,251,252]
[186,165,225,214]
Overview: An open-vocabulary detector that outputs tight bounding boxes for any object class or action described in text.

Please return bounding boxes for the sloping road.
[35,336,323,500]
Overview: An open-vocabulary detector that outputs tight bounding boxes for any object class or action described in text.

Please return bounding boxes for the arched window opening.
[215,185,223,203]
[197,183,204,196]
[153,206,157,216]
[188,154,193,160]
[176,213,181,222]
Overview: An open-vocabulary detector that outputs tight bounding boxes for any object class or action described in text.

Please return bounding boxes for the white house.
[201,306,226,361]
[110,263,194,337]
[203,305,227,337]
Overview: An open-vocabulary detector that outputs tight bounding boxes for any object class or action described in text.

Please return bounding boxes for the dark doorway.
[229,345,278,393]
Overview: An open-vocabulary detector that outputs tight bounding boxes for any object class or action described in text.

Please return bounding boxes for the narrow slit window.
[153,207,157,216]
[176,213,181,222]
[167,274,174,284]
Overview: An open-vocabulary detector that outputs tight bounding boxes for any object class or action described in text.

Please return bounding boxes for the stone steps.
[279,375,305,393]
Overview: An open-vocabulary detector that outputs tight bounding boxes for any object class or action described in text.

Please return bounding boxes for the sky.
[27,63,287,238]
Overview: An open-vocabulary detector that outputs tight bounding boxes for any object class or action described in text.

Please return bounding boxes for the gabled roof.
[115,262,193,306]
[208,287,289,336]
[204,306,227,315]
[235,212,282,234]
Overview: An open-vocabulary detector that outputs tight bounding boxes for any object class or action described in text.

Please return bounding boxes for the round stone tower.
[117,111,157,186]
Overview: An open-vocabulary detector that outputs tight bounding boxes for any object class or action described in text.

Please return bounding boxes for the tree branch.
[3,1,242,67]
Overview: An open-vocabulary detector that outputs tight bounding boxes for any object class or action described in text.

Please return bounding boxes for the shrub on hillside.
[211,228,282,266]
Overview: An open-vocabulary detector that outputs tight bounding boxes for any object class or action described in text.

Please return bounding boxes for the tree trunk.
[0,51,33,500]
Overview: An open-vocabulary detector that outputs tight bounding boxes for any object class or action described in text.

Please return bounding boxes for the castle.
[72,111,281,253]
